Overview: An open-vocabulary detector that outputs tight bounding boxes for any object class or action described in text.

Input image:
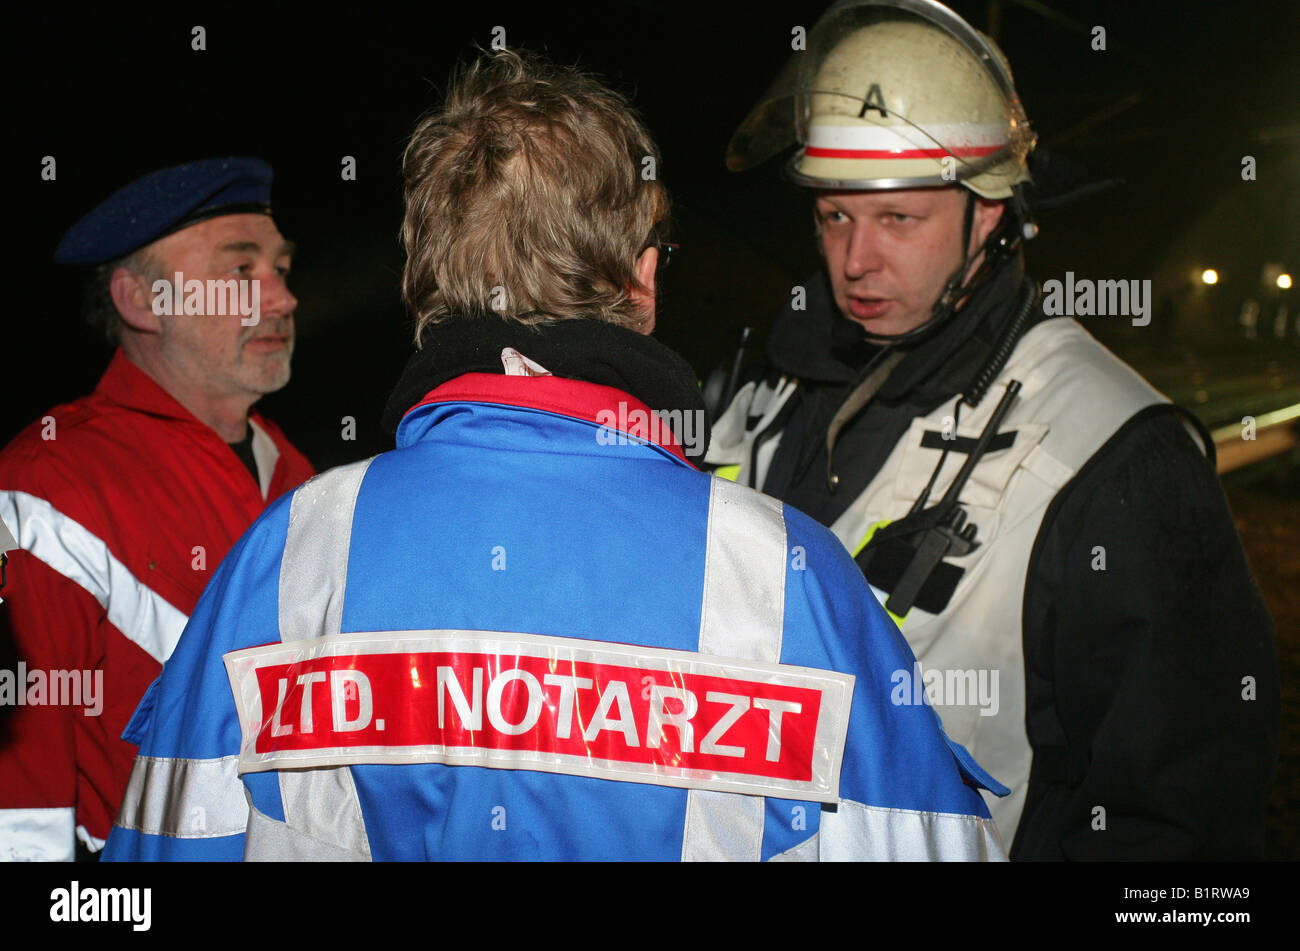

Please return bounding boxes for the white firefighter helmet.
[728,0,1036,199]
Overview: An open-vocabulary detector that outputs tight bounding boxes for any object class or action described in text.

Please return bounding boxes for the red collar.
[405,372,696,467]
[94,349,204,422]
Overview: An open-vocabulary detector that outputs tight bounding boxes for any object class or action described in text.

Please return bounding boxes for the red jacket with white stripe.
[0,350,314,859]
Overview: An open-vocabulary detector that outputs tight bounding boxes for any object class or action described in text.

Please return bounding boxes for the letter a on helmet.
[727,0,1037,200]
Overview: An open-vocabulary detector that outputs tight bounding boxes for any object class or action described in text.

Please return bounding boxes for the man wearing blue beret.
[0,157,316,860]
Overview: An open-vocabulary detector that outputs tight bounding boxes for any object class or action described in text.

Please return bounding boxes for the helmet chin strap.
[819,185,1037,493]
[934,190,980,317]
[854,185,1031,347]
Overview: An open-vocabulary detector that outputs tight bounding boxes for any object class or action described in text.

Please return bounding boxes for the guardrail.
[1212,403,1300,474]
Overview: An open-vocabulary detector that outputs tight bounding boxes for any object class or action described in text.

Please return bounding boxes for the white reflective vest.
[707,318,1188,839]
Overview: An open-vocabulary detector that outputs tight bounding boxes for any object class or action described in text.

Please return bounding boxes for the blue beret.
[54,157,274,266]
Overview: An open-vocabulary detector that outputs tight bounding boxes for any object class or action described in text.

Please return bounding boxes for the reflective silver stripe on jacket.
[0,490,187,663]
[252,458,378,861]
[114,755,247,838]
[277,459,375,643]
[820,800,1005,861]
[0,806,76,861]
[768,800,1006,861]
[244,803,371,861]
[702,376,798,489]
[681,477,787,862]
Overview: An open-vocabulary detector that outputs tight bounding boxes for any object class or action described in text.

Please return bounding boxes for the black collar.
[382,315,711,462]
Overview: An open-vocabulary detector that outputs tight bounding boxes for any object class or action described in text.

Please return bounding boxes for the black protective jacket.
[750,262,1279,860]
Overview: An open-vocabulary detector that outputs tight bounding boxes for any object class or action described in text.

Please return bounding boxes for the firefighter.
[706,0,1278,858]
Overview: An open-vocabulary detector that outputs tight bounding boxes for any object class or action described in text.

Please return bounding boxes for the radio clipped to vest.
[856,379,1022,618]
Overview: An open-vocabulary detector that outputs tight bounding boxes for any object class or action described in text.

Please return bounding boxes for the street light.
[1201,269,1219,285]
[1278,274,1293,290]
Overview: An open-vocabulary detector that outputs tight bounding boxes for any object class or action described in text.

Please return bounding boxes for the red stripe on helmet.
[805,145,1001,160]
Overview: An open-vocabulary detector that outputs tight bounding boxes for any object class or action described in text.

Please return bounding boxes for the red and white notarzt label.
[224,630,854,802]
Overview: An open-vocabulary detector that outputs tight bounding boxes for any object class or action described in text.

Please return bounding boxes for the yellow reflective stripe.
[852,518,909,629]
[714,464,741,483]
[851,518,892,557]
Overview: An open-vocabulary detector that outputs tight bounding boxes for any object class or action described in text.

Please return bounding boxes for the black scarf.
[382,314,711,463]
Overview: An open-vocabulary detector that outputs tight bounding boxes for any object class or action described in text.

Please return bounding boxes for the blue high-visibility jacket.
[103,372,1006,861]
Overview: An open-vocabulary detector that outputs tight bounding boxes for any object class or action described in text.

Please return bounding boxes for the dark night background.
[8,1,1300,857]
[12,0,1298,464]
